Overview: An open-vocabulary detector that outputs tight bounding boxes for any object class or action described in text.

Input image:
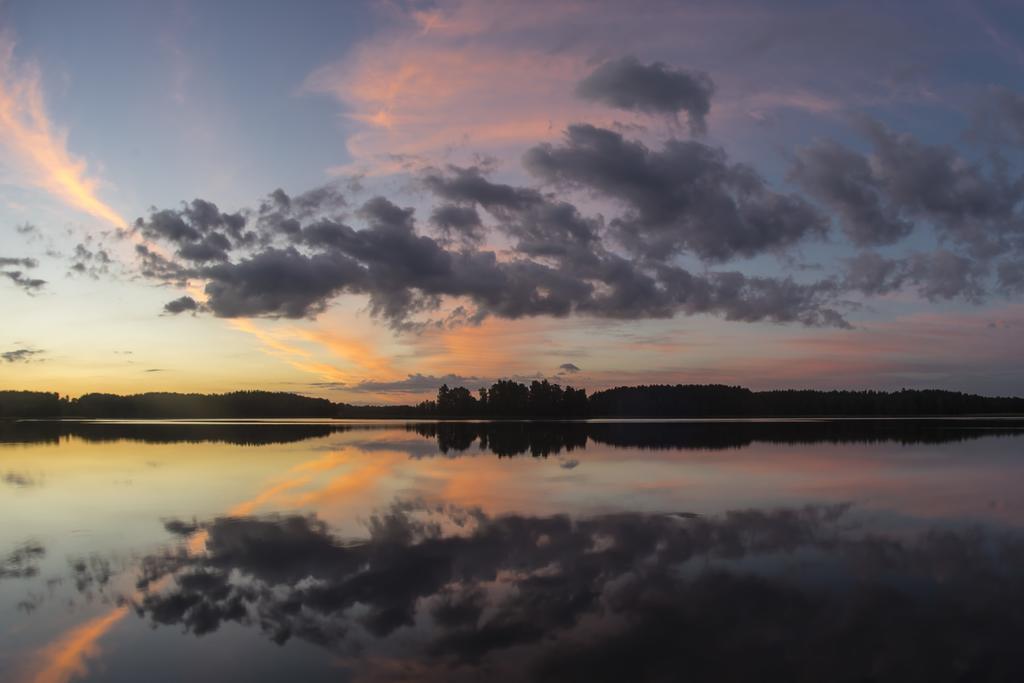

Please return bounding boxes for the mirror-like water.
[2,419,1023,682]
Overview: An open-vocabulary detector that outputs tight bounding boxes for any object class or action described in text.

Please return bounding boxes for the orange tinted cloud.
[24,606,129,683]
[303,2,613,174]
[0,38,126,227]
[228,319,402,388]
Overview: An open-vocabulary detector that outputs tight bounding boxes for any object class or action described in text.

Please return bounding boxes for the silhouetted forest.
[2,382,1024,419]
[0,390,337,419]
[586,385,1024,417]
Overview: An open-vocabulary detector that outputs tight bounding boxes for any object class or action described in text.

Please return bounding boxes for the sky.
[2,0,1024,403]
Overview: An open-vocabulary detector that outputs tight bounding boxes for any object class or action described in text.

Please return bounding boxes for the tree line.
[414,380,589,418]
[2,382,1024,419]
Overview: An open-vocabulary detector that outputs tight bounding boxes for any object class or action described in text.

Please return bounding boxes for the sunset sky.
[3,0,1024,403]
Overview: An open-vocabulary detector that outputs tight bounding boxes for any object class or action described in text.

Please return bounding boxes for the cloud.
[301,3,594,174]
[795,117,1024,257]
[523,124,828,262]
[859,118,1023,254]
[1,254,46,293]
[0,540,44,579]
[2,269,46,293]
[790,139,913,246]
[0,38,126,226]
[0,256,38,268]
[343,373,484,394]
[558,363,581,374]
[131,501,1024,680]
[162,295,200,315]
[975,86,1024,147]
[2,347,43,363]
[125,76,1024,335]
[137,185,848,329]
[301,0,946,175]
[576,56,714,134]
[200,247,365,319]
[134,198,250,263]
[69,242,113,278]
[2,471,38,487]
[844,249,987,302]
[430,204,484,244]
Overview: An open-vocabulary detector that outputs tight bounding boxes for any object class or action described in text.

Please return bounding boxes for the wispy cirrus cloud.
[0,36,126,227]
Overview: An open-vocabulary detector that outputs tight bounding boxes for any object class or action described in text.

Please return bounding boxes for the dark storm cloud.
[523,124,828,262]
[2,348,43,363]
[131,501,1024,681]
[576,56,714,134]
[162,296,200,315]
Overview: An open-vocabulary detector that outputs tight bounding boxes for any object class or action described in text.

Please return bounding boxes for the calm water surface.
[2,419,1024,682]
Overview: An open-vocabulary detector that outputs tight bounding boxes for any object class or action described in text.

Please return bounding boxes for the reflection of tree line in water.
[0,420,388,446]
[14,500,1020,682]
[415,420,1024,456]
[4,418,1023,452]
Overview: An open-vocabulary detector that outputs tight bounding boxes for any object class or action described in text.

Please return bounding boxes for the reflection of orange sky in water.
[23,606,129,683]
[189,435,1024,531]
[18,431,1024,682]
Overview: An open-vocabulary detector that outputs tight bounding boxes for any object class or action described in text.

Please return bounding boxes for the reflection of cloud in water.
[23,606,128,683]
[1,540,45,579]
[3,471,39,487]
[133,501,1024,681]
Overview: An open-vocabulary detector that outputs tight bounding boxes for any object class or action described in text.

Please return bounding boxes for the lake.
[2,418,1024,682]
